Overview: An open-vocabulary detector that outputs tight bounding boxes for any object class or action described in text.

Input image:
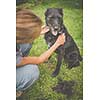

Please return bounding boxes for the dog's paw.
[51,70,59,77]
[67,61,80,69]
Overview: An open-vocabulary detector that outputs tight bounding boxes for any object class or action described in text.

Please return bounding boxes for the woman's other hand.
[40,25,50,35]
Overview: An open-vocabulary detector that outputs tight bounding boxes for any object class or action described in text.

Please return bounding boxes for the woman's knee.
[30,64,40,80]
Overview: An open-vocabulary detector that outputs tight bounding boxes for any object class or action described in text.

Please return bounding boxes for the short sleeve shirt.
[16,43,32,65]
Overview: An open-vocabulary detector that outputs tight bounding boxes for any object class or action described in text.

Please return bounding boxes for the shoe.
[16,91,23,98]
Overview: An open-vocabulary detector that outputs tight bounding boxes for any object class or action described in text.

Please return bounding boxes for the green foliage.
[17,0,83,100]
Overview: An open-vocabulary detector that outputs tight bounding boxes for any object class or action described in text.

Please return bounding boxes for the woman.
[16,9,65,97]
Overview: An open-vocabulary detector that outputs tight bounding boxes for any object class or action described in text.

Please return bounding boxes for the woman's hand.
[40,25,50,35]
[55,33,65,46]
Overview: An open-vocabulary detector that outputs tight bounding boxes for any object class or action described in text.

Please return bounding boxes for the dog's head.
[45,8,63,36]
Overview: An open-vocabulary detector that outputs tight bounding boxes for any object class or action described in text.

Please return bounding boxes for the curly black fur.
[44,8,82,77]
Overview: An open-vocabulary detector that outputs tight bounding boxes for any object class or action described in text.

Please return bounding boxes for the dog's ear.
[45,8,50,16]
[58,8,63,16]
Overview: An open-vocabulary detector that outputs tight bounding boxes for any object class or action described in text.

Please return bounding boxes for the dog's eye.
[47,17,50,20]
[58,16,62,19]
[48,16,52,18]
[47,16,53,20]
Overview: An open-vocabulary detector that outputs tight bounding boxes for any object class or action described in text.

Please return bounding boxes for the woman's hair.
[16,9,42,43]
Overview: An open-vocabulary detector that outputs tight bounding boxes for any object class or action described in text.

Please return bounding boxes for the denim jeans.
[16,64,39,91]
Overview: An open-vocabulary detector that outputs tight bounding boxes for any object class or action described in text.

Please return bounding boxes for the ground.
[17,0,83,100]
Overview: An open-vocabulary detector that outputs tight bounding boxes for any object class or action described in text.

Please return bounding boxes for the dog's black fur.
[44,8,82,77]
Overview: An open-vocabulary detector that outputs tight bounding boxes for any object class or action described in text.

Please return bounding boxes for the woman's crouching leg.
[16,64,39,92]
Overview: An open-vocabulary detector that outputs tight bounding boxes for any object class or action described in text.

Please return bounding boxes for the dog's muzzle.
[50,26,61,36]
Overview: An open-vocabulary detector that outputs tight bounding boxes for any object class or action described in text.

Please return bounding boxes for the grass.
[17,0,83,100]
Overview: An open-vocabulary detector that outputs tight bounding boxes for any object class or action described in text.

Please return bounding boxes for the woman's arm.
[16,34,65,67]
[17,43,59,67]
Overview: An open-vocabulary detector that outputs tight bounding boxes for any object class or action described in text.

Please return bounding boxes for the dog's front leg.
[52,47,64,77]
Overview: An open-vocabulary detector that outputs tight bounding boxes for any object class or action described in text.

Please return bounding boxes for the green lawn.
[17,0,83,100]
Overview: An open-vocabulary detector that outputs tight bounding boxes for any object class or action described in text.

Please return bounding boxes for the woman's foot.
[16,91,23,98]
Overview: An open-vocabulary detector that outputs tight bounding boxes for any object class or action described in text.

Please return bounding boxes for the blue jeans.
[16,64,39,91]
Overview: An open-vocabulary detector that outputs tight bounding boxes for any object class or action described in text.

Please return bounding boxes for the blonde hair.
[16,9,42,43]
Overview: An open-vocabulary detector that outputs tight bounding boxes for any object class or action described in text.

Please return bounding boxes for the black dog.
[44,8,82,77]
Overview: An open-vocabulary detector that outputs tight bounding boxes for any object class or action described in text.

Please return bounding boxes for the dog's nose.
[54,26,58,30]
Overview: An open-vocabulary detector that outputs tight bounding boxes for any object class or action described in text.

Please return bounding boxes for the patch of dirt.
[52,80,76,98]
